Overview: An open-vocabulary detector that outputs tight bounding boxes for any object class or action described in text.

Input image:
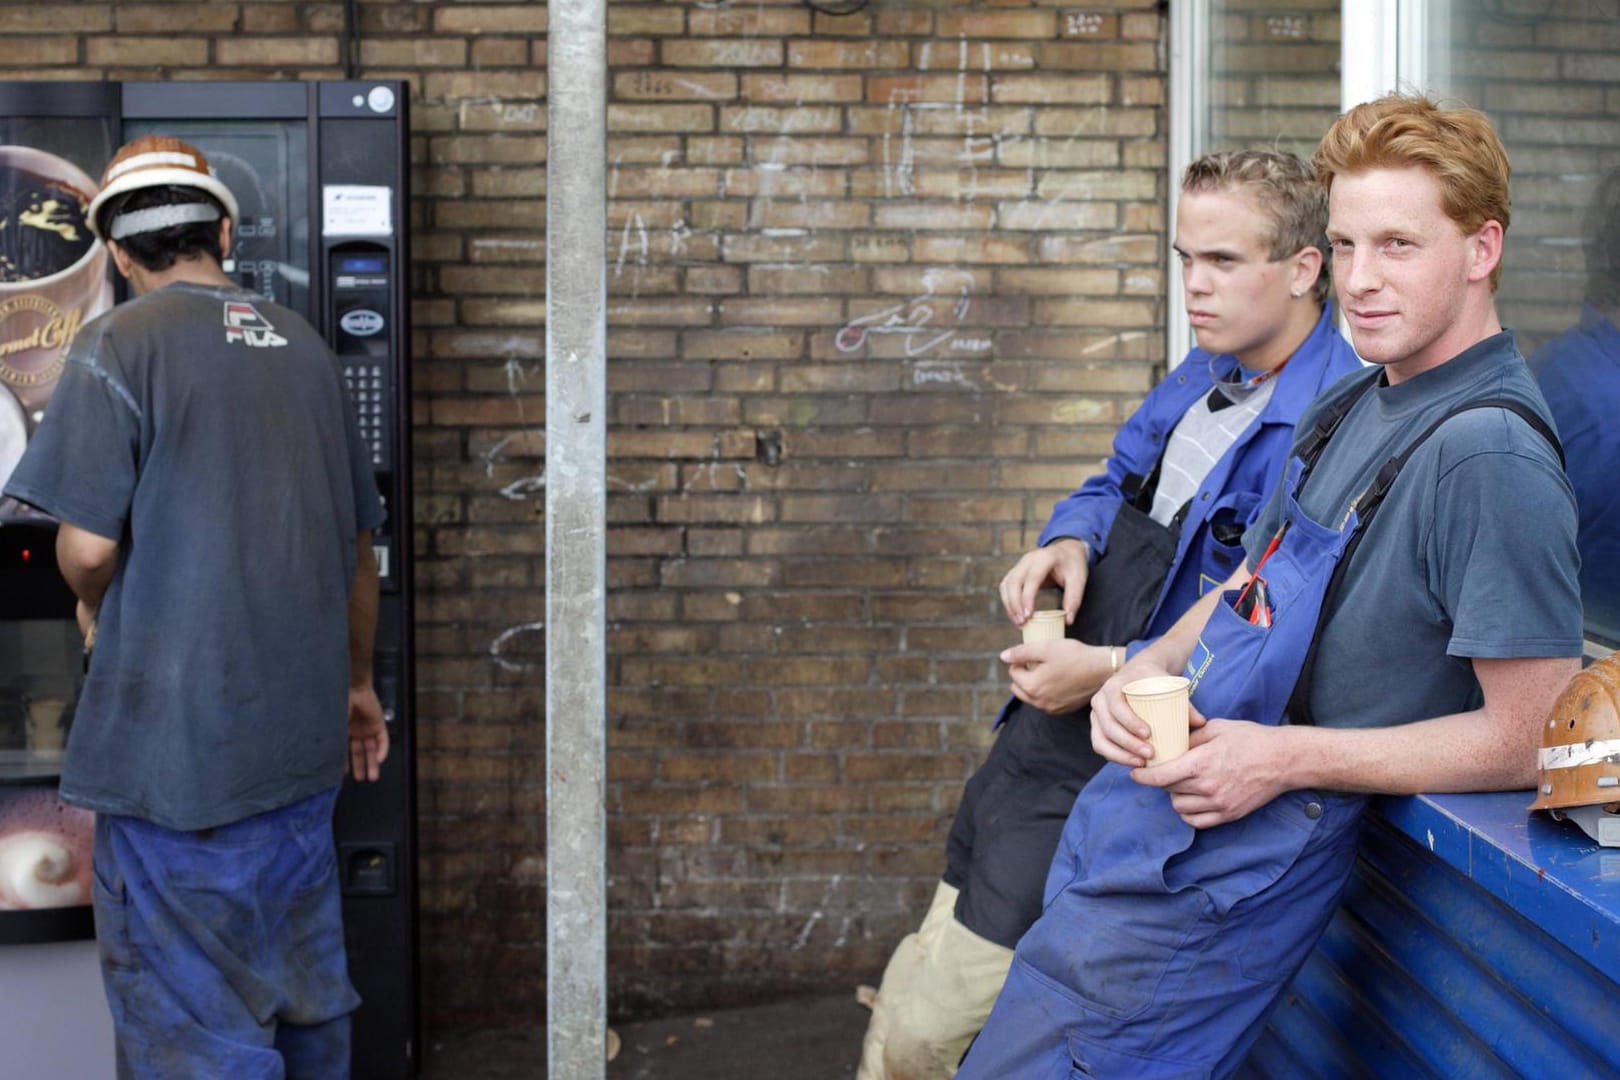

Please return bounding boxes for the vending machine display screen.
[123,121,310,316]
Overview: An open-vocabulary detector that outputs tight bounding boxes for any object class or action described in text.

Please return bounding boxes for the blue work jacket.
[1532,303,1620,636]
[1037,306,1362,656]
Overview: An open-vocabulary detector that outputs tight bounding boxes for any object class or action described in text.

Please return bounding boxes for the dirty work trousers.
[857,881,1016,1080]
[92,787,362,1080]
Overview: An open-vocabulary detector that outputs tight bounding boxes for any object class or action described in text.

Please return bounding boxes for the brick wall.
[1,0,1171,1024]
[586,0,1172,1019]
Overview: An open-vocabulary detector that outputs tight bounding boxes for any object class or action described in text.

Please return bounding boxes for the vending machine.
[0,80,417,1078]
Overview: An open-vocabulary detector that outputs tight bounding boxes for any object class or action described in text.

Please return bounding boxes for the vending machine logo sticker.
[223,301,287,348]
[340,308,384,337]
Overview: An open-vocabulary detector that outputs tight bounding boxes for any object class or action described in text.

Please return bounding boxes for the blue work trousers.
[91,787,361,1080]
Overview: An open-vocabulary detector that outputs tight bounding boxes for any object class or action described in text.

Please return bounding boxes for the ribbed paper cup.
[1122,675,1190,764]
[26,697,65,753]
[1021,609,1066,644]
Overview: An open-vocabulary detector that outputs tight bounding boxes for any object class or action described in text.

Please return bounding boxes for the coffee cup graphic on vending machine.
[0,145,114,454]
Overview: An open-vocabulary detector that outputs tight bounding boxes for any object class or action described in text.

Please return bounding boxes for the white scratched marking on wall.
[607,472,661,493]
[912,363,978,389]
[792,911,823,950]
[482,434,516,477]
[880,101,917,198]
[1080,331,1148,356]
[505,356,534,395]
[835,269,978,357]
[1267,15,1307,39]
[490,620,547,672]
[675,77,728,99]
[500,474,546,500]
[955,35,968,118]
[1065,12,1103,36]
[472,238,545,253]
[669,218,691,257]
[612,211,650,297]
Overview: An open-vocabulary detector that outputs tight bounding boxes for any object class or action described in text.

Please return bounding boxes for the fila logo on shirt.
[223,301,288,348]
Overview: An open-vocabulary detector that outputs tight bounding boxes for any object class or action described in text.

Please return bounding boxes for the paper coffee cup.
[26,697,66,754]
[1122,675,1190,764]
[1021,609,1066,645]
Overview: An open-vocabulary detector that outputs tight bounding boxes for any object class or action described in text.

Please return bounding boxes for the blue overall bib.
[958,448,1369,1079]
[957,384,1565,1079]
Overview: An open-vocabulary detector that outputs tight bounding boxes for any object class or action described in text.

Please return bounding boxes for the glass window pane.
[1208,2,1343,159]
[1421,0,1620,646]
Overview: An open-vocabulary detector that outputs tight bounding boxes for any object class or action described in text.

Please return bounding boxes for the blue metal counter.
[1243,792,1620,1079]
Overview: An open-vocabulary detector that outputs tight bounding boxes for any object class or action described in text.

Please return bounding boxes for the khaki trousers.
[857,881,1016,1080]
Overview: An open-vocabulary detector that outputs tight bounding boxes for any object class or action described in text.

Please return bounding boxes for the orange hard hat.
[1530,654,1620,845]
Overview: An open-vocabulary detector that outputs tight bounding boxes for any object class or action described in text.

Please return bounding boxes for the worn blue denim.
[92,787,360,1080]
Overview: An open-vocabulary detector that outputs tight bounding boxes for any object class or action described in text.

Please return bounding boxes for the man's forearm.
[349,532,379,689]
[55,522,120,612]
[1272,655,1579,795]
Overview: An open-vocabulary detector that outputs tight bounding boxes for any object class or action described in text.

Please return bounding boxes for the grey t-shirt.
[1246,332,1582,730]
[4,281,384,830]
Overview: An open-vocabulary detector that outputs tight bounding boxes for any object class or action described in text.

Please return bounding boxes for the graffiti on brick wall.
[834,268,992,356]
[1064,12,1104,36]
[612,208,649,291]
[490,620,545,672]
[1266,15,1307,39]
[880,38,1000,200]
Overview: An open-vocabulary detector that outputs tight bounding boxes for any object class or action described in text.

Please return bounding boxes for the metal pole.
[546,0,608,1072]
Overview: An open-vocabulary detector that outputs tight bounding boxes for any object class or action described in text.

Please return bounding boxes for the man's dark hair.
[97,185,226,272]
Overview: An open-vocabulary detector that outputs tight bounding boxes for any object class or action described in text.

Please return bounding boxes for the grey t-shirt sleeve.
[3,339,140,540]
[1428,415,1582,658]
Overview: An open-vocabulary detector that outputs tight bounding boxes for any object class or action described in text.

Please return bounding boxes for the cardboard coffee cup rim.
[1123,675,1190,699]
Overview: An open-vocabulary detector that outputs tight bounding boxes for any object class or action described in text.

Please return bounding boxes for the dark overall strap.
[1286,396,1564,725]
[1121,446,1164,514]
[1296,369,1381,479]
